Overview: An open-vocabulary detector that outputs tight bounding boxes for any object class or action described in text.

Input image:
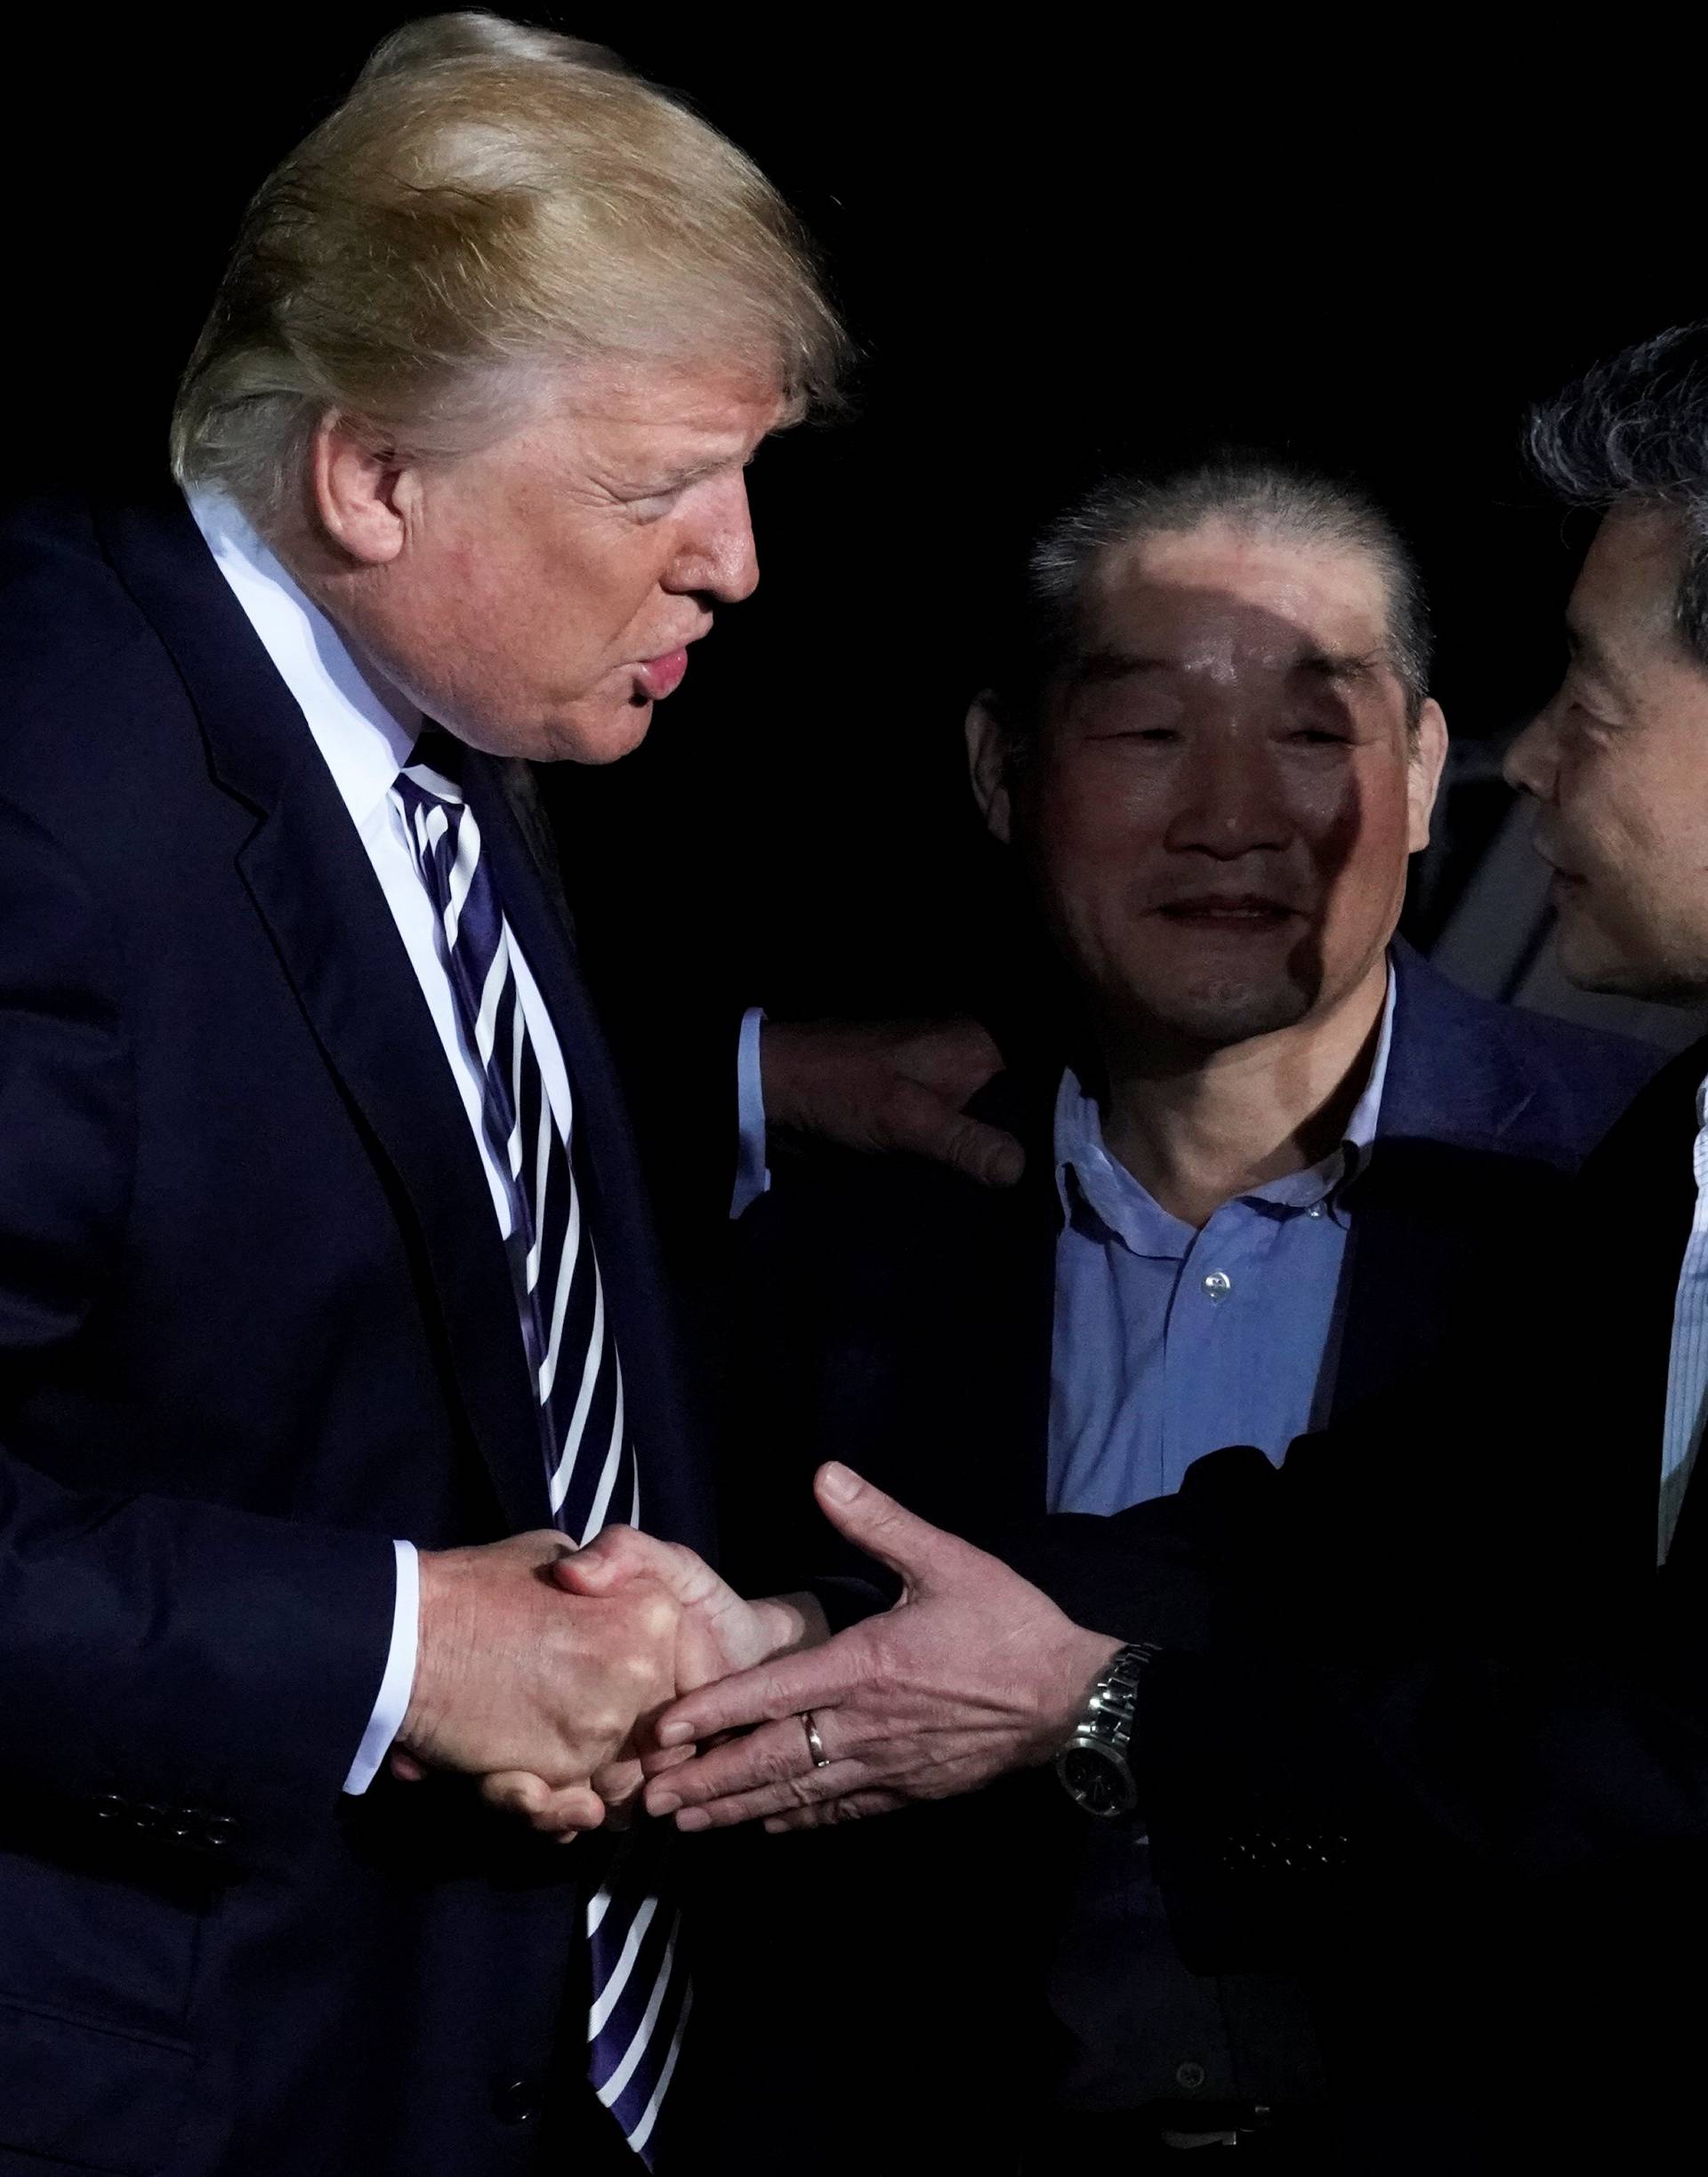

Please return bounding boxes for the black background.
[12,13,1704,1026]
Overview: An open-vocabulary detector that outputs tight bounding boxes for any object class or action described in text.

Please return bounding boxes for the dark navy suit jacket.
[713,939,1661,2152]
[1116,1035,1708,2149]
[0,493,713,2176]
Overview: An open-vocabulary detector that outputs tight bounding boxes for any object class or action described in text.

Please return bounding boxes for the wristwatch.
[1054,1641,1163,1818]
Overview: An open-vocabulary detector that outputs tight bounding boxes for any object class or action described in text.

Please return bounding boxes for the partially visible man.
[0,13,854,2173]
[641,331,1708,2156]
[541,459,1657,2160]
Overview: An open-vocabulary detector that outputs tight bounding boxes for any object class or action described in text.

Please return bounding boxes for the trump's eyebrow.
[639,456,729,489]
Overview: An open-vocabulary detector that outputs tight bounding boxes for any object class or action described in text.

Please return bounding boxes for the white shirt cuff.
[342,1538,420,1795]
[730,1004,772,1220]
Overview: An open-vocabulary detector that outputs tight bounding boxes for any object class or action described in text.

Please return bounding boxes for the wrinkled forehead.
[1074,523,1396,689]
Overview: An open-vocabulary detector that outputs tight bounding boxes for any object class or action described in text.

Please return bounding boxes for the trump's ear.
[309,412,409,567]
[965,692,1013,846]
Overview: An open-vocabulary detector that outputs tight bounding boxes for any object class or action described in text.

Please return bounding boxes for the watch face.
[1058,1744,1136,1819]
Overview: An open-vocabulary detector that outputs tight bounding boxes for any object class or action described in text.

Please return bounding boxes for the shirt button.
[1307,1203,1326,1219]
[490,2075,542,2126]
[1202,1270,1232,1302]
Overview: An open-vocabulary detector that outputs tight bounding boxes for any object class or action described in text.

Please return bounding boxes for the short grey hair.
[1527,321,1708,667]
[996,456,1433,745]
[171,11,848,528]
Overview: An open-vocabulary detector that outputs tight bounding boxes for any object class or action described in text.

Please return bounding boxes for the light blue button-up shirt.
[1047,969,1396,1517]
[1659,1071,1708,1562]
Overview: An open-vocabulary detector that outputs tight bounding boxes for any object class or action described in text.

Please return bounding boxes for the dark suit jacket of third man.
[1071,1034,1708,2155]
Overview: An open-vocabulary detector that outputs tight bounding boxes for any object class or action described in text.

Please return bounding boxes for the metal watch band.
[1054,1641,1164,1818]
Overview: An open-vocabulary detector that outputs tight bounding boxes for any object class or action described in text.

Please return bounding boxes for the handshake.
[394,1463,1123,1835]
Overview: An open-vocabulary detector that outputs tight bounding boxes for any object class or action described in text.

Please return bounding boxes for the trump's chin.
[487,696,658,768]
[564,696,657,766]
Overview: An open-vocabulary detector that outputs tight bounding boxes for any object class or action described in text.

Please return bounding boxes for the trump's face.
[311,354,783,763]
[1505,505,1708,1003]
[976,522,1446,1058]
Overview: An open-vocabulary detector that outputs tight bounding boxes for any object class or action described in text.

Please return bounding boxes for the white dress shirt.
[188,488,578,1791]
[1659,1071,1708,1561]
[732,1007,771,1216]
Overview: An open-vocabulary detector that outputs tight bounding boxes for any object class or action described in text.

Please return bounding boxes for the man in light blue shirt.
[633,454,1658,2165]
[558,348,1708,2169]
[1046,981,1390,1513]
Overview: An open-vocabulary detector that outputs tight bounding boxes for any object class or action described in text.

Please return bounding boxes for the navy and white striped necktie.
[392,739,691,2163]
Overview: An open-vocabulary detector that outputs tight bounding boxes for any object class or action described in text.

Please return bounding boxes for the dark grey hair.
[1527,321,1708,667]
[994,455,1433,745]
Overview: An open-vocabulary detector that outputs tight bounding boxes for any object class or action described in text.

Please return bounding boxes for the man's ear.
[1406,697,1450,854]
[965,693,1014,846]
[309,413,409,567]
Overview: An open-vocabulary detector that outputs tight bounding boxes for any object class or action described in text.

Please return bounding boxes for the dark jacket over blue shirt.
[724,940,1657,1576]
[712,938,1660,2153]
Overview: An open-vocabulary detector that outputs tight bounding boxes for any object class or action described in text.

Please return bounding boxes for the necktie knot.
[396,730,465,821]
[409,724,464,777]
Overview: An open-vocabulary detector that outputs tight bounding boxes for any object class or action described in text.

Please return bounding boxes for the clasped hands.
[396,1463,1119,1839]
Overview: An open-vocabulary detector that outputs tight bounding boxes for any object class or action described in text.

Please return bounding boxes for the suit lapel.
[1008,1169,1064,1520]
[926,1172,1057,1536]
[1576,1050,1705,1573]
[1329,946,1567,1419]
[941,1081,1060,1532]
[236,794,553,1536]
[100,496,552,1537]
[1336,954,1704,1580]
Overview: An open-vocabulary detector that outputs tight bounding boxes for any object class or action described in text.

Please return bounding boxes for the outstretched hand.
[640,1464,1121,1834]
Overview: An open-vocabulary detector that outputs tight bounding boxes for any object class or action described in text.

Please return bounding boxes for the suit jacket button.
[1175,2061,1206,2092]
[492,2075,541,2125]
[93,1794,125,1822]
[203,1816,239,1849]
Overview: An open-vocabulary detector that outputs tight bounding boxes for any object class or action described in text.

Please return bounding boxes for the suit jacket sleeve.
[1135,1567,1708,1974]
[1000,1359,1708,1975]
[0,798,395,1861]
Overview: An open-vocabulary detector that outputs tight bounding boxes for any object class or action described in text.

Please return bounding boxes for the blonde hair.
[170,12,847,524]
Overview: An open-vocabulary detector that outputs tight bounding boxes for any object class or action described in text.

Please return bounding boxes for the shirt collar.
[185,488,422,830]
[1341,955,1397,1157]
[1053,958,1398,1247]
